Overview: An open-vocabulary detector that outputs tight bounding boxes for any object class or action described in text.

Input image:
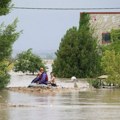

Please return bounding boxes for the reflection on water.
[0,90,9,120]
[0,70,120,120]
[0,89,120,120]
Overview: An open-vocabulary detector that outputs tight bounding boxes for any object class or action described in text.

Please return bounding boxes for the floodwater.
[1,87,120,120]
[0,64,120,120]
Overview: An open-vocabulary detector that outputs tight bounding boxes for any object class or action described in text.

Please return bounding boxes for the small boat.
[28,83,58,88]
[28,83,48,87]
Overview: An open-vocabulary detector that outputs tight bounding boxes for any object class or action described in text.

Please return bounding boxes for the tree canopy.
[100,28,120,87]
[52,13,102,78]
[14,49,46,74]
[0,0,20,89]
[52,27,78,77]
[0,0,12,16]
[101,50,120,86]
[0,19,19,61]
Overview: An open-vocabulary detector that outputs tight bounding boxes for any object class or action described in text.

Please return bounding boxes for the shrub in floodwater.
[88,79,101,88]
[0,72,10,89]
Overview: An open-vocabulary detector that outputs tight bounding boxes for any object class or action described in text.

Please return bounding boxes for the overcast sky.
[0,0,120,55]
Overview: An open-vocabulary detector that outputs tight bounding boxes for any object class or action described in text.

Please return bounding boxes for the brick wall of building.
[81,12,120,44]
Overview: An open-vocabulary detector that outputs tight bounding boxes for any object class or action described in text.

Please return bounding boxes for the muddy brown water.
[0,71,120,120]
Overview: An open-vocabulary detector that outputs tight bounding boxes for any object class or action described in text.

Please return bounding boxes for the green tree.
[0,0,18,89]
[52,27,78,77]
[101,50,120,86]
[0,20,20,89]
[14,49,45,74]
[52,13,102,78]
[100,28,120,87]
[0,19,19,60]
[77,13,102,77]
[102,40,120,54]
[0,0,12,15]
[111,29,120,42]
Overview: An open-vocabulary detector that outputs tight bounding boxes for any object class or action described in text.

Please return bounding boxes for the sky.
[0,0,120,56]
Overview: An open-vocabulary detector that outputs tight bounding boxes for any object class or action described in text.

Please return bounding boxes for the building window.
[102,32,111,44]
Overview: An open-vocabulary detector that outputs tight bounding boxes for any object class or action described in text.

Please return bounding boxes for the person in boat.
[31,67,48,85]
[49,72,57,87]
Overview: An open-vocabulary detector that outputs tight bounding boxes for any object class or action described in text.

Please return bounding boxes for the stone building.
[81,12,120,44]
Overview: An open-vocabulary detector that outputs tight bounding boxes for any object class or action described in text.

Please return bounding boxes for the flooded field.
[0,64,120,120]
[1,87,120,120]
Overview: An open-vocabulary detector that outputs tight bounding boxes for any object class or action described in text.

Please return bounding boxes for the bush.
[88,79,101,88]
[0,71,10,89]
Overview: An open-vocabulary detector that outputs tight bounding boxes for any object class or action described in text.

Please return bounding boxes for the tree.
[14,49,46,74]
[52,13,102,78]
[52,27,78,77]
[100,28,120,87]
[101,50,120,86]
[111,28,120,42]
[0,0,20,89]
[0,0,12,15]
[102,40,120,54]
[0,20,20,89]
[77,13,102,77]
[0,19,19,60]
